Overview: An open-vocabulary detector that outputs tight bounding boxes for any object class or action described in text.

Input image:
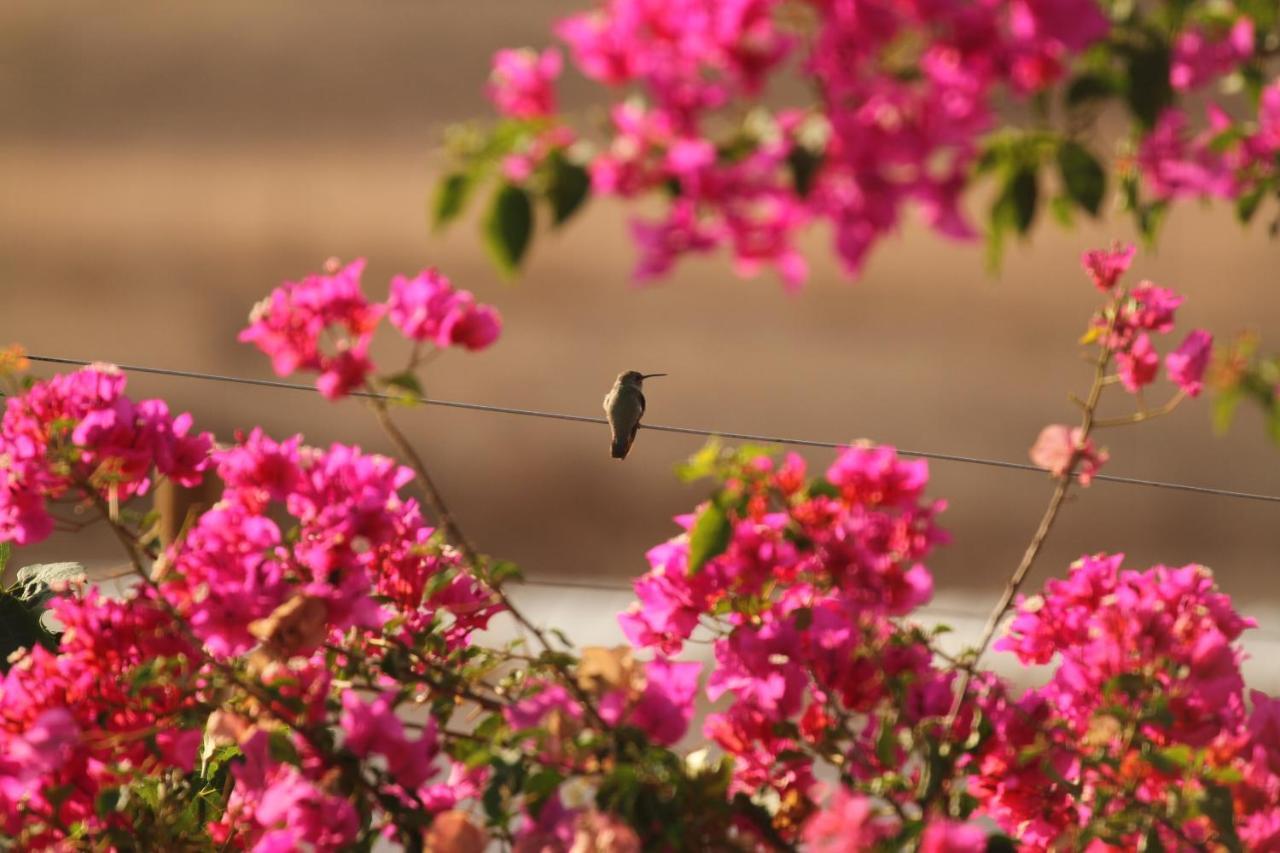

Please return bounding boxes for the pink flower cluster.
[803,788,985,852]
[1139,79,1280,204]
[387,268,502,351]
[241,260,501,399]
[1086,244,1213,397]
[162,429,499,659]
[621,445,950,819]
[974,553,1279,849]
[0,365,211,544]
[1031,245,1213,485]
[0,587,204,844]
[486,0,1119,285]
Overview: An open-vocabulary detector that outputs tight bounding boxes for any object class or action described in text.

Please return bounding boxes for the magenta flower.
[920,820,988,853]
[802,788,897,851]
[627,658,701,746]
[1171,19,1254,92]
[1166,328,1213,397]
[239,259,383,400]
[1081,243,1136,292]
[0,366,211,545]
[487,47,561,119]
[387,268,502,352]
[340,691,439,789]
[1116,332,1159,392]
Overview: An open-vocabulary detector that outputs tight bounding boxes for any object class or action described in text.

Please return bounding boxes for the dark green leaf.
[984,833,1018,853]
[432,172,474,232]
[1124,40,1174,129]
[546,155,591,227]
[787,146,823,199]
[687,501,732,576]
[0,589,55,672]
[1138,826,1167,853]
[483,183,534,277]
[1057,141,1106,216]
[1202,783,1242,851]
[1066,72,1120,107]
[95,788,123,819]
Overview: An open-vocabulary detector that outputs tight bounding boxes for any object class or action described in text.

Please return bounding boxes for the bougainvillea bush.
[0,245,1276,852]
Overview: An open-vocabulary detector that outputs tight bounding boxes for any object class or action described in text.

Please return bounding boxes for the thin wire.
[23,353,1280,505]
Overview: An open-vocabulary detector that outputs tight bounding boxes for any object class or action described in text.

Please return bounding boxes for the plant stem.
[368,398,610,729]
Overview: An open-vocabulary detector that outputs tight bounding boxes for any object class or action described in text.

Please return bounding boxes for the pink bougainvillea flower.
[1029,424,1107,485]
[239,258,383,400]
[1166,329,1213,397]
[488,47,562,119]
[1116,332,1159,392]
[1081,243,1136,292]
[0,366,211,545]
[387,268,502,352]
[802,788,898,851]
[920,819,988,853]
[1170,18,1254,92]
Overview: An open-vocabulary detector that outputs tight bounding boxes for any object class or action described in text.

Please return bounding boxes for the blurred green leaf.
[1065,72,1120,107]
[1236,186,1265,224]
[687,502,732,576]
[1201,784,1242,851]
[1123,39,1174,129]
[546,154,591,227]
[483,183,534,277]
[382,370,423,401]
[432,172,474,231]
[1057,141,1106,216]
[676,440,723,484]
[0,542,10,574]
[787,146,823,199]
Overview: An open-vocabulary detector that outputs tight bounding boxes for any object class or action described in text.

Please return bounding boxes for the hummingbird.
[602,371,666,459]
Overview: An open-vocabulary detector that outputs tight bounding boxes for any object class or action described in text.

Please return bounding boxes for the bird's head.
[619,370,666,386]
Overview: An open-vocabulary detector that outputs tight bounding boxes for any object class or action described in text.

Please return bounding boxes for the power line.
[23,353,1280,505]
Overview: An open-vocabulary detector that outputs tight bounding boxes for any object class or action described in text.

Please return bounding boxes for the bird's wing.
[602,387,615,414]
[638,390,646,418]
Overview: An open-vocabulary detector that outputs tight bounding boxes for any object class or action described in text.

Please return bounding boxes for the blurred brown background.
[2,2,1278,684]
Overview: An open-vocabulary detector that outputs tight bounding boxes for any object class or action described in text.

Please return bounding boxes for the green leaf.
[1124,40,1174,129]
[0,542,10,574]
[381,370,423,401]
[1057,141,1106,216]
[1201,783,1242,851]
[267,729,301,767]
[787,146,823,199]
[483,183,534,277]
[0,589,55,672]
[675,439,723,484]
[1066,72,1120,107]
[95,788,123,819]
[984,833,1018,853]
[1236,186,1265,224]
[1138,825,1167,853]
[432,172,474,231]
[687,501,732,576]
[546,154,591,227]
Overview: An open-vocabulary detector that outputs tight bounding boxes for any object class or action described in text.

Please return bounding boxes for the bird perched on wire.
[603,371,666,459]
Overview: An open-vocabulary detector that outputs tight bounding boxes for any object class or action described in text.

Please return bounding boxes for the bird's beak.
[641,373,668,379]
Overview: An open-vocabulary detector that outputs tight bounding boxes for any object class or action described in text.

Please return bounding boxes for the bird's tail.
[611,426,636,459]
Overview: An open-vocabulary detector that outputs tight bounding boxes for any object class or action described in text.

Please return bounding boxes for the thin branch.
[368,397,610,730]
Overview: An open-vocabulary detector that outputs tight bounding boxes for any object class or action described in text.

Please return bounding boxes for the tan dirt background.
[2,1,1278,684]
